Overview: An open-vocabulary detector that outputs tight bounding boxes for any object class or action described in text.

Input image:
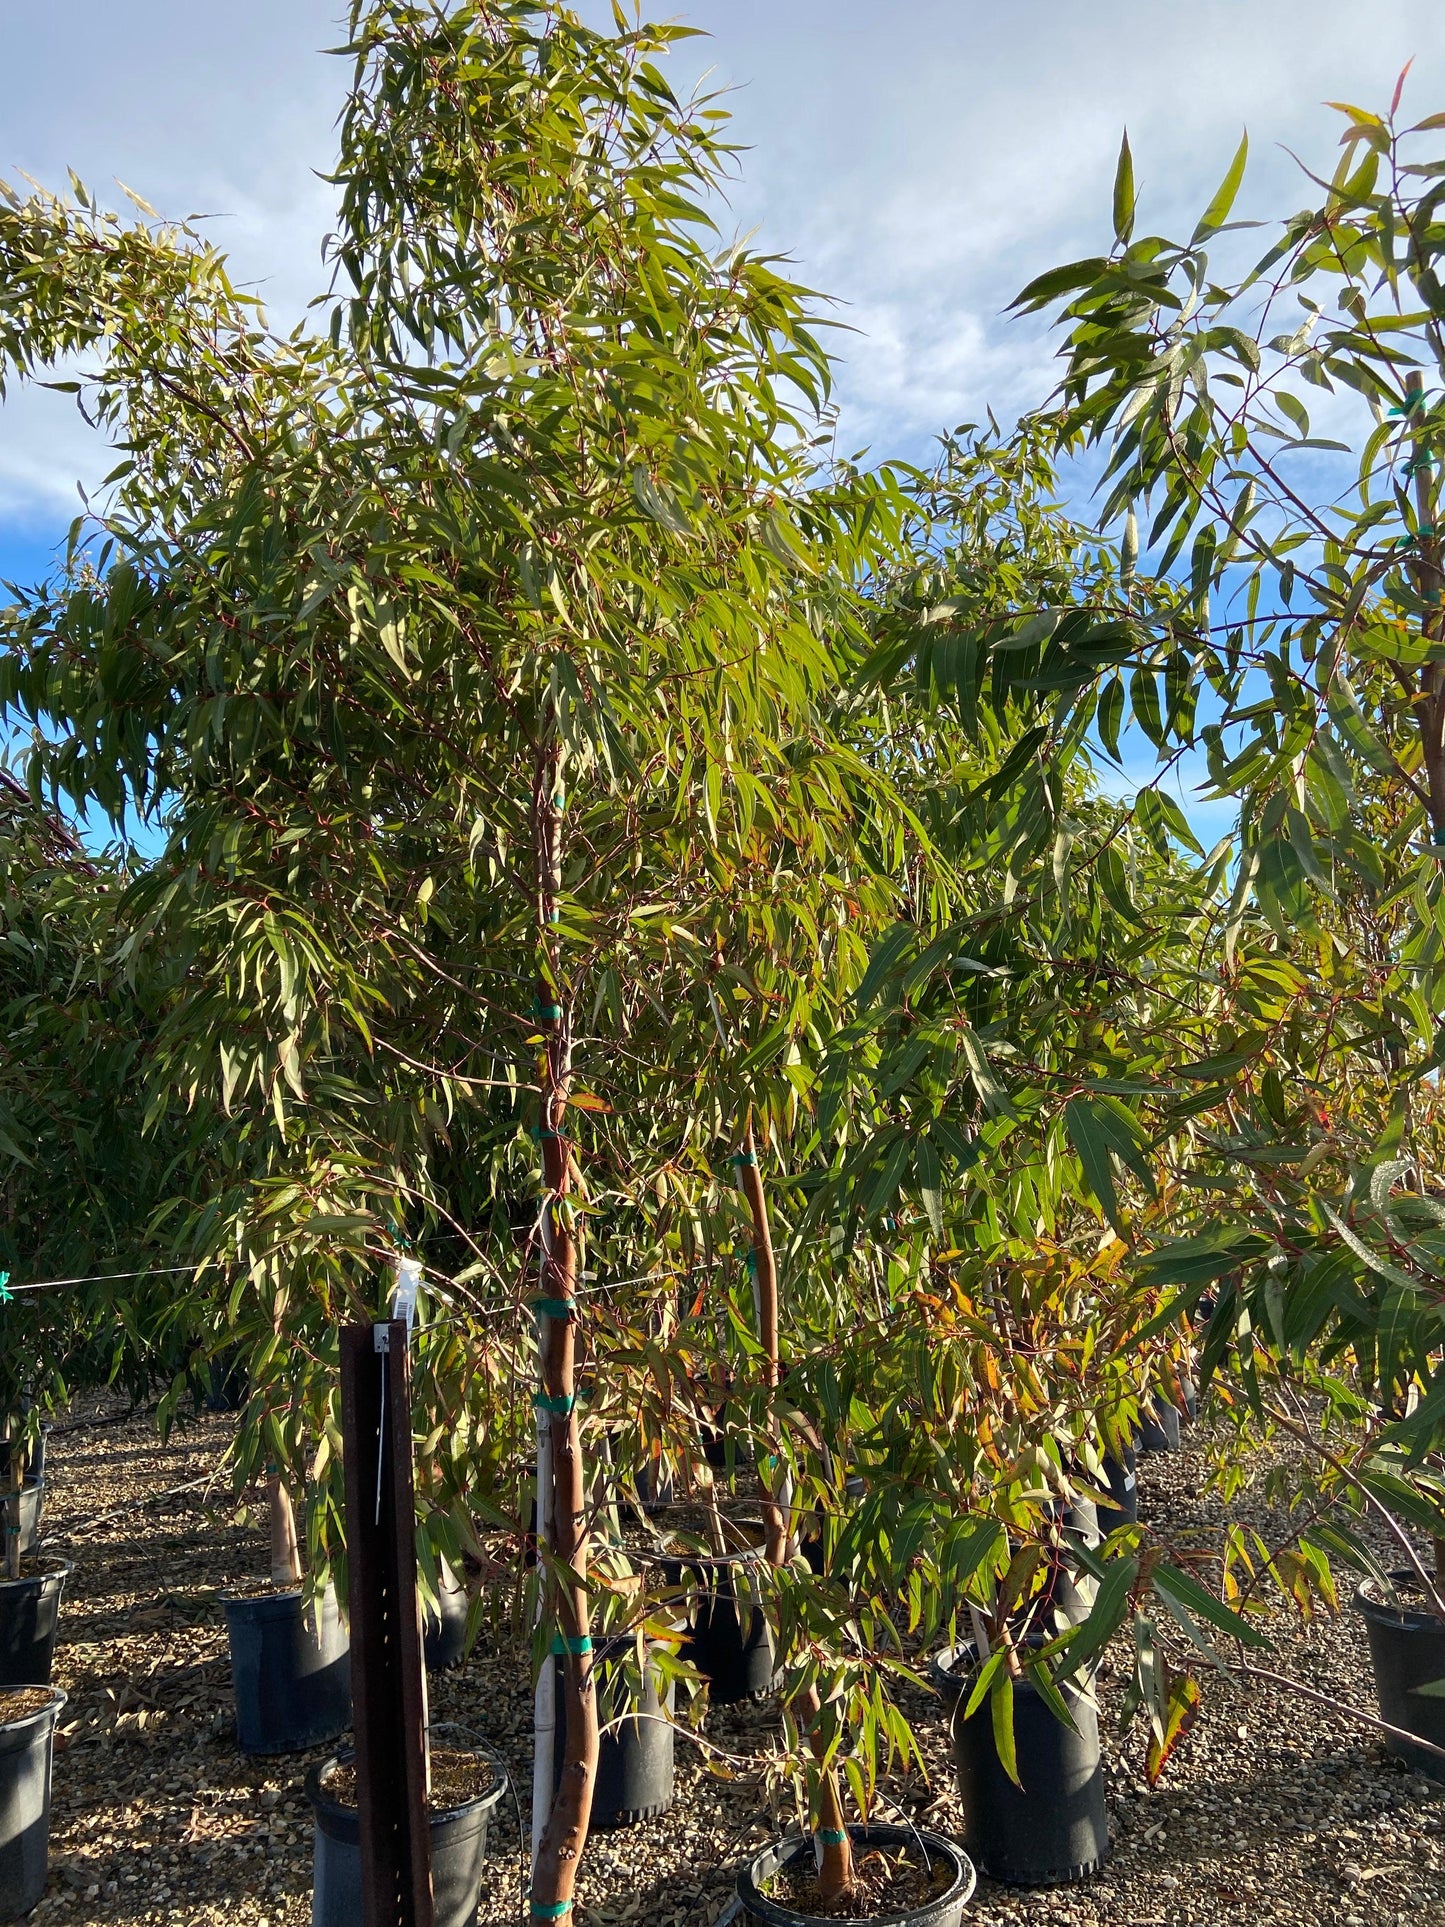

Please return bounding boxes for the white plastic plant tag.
[391,1255,421,1337]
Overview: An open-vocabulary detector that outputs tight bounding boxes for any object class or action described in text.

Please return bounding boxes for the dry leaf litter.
[18,1401,1445,1926]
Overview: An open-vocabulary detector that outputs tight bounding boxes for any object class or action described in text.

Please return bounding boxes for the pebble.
[29,1400,1445,1925]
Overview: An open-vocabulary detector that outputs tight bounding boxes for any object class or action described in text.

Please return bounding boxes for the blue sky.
[3,0,1444,841]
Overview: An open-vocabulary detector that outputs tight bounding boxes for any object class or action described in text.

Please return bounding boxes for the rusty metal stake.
[339,1320,433,1927]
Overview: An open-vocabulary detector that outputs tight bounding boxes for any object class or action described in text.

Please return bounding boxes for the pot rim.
[737,1823,976,1927]
[0,1685,67,1736]
[1353,1570,1445,1633]
[217,1579,337,1607]
[305,1739,510,1825]
[0,1555,74,1591]
[655,1516,768,1570]
[929,1639,1097,1714]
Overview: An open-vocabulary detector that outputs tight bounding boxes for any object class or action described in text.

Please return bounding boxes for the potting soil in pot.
[321,1748,495,1809]
[767,1841,955,1918]
[0,1686,55,1723]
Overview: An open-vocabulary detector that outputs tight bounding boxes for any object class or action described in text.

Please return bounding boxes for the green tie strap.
[529,1296,578,1321]
[533,1391,576,1418]
[531,1903,573,1920]
[817,1828,849,1845]
[550,1633,592,1656]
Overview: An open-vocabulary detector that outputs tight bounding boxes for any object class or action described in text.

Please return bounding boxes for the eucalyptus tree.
[0,0,936,1906]
[1001,83,1445,1544]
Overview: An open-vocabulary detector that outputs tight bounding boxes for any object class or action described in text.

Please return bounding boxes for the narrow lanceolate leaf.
[1193,131,1249,240]
[1113,131,1137,247]
[1066,1095,1123,1234]
[1146,1672,1202,1784]
[914,1134,945,1239]
[1059,1554,1139,1679]
[1322,1204,1421,1292]
[990,1671,1021,1789]
[1152,1562,1268,1647]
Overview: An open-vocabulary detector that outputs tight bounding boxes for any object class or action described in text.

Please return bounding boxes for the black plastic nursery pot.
[1037,1499,1100,1628]
[737,1823,976,1927]
[931,1643,1109,1886]
[307,1742,508,1927]
[554,1636,676,1827]
[0,1561,71,1689]
[202,1354,248,1414]
[1095,1450,1138,1533]
[220,1583,351,1755]
[4,1481,44,1560]
[1137,1398,1181,1455]
[661,1526,773,1704]
[633,1456,676,1514]
[0,1685,65,1923]
[423,1564,472,1674]
[800,1475,868,1576]
[1354,1573,1445,1779]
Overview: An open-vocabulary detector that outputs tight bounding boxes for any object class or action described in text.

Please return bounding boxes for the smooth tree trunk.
[796,1682,854,1903]
[267,1469,303,1589]
[529,745,599,1918]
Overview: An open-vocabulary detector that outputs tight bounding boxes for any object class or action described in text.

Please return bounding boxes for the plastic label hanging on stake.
[391,1255,421,1339]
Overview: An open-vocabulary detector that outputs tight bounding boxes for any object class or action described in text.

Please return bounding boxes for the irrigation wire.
[1,1263,210,1297]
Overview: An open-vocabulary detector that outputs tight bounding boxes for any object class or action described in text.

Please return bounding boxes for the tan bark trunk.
[796,1682,854,1902]
[267,1470,303,1588]
[529,743,598,1916]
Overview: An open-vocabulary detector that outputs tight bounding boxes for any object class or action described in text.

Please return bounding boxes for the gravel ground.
[21,1404,1445,1925]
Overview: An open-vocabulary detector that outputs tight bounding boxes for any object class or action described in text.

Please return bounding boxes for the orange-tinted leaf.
[1146,1672,1202,1785]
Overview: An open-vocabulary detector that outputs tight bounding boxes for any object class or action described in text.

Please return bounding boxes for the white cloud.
[2,0,1443,543]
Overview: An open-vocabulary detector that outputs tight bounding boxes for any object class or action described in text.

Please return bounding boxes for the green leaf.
[1058,1554,1139,1679]
[1276,390,1310,437]
[1322,1204,1421,1293]
[915,1135,944,1240]
[963,1645,1009,1719]
[631,468,692,537]
[1152,1562,1268,1646]
[1065,1096,1124,1234]
[1098,675,1125,760]
[1010,257,1110,312]
[990,1670,1021,1788]
[1194,131,1249,240]
[854,924,917,1013]
[1113,131,1137,246]
[1023,1657,1081,1737]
